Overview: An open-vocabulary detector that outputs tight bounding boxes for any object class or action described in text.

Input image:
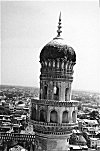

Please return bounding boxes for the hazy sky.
[1,0,100,92]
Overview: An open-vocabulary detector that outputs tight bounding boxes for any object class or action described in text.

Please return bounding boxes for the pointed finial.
[57,12,62,37]
[59,11,61,21]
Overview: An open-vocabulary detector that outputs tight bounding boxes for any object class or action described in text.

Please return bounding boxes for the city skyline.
[1,1,100,93]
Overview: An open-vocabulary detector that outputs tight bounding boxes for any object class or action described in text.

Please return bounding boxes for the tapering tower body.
[31,13,78,151]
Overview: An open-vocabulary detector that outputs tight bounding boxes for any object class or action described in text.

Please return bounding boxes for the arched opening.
[39,89,42,99]
[43,86,47,99]
[31,107,36,120]
[61,62,64,69]
[62,111,69,123]
[65,88,69,101]
[40,109,46,122]
[72,111,76,123]
[50,110,58,123]
[54,86,59,100]
[53,60,55,67]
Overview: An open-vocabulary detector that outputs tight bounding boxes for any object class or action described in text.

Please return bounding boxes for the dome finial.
[57,12,62,37]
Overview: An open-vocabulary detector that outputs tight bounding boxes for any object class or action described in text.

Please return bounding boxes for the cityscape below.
[0,84,100,151]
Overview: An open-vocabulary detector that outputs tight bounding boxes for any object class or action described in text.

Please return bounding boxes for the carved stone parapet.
[32,120,78,127]
[31,99,79,107]
[32,121,77,135]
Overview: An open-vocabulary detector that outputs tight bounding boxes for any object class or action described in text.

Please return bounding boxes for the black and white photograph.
[0,0,100,151]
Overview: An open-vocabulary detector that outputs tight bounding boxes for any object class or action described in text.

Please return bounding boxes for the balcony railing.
[0,132,35,141]
[31,98,79,107]
[31,120,78,127]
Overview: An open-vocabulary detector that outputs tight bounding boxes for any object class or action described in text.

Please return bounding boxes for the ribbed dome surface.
[40,38,76,63]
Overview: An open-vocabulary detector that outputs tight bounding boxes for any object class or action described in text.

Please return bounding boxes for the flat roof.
[90,137,99,140]
[70,145,81,149]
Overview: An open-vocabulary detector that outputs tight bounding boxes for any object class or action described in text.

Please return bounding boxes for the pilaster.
[68,110,72,123]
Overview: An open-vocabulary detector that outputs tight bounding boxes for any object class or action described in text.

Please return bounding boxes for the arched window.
[31,107,36,120]
[65,88,69,101]
[43,86,47,99]
[54,86,59,100]
[61,62,64,69]
[62,111,69,123]
[50,110,58,123]
[53,60,55,67]
[40,109,46,122]
[45,61,47,66]
[72,111,76,123]
[48,61,51,67]
[39,89,43,99]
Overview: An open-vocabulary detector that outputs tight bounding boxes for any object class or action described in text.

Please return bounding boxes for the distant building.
[9,145,28,151]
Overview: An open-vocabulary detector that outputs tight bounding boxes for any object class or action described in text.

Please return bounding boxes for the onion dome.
[40,12,76,63]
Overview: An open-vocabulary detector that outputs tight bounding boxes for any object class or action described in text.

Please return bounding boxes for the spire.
[57,12,62,37]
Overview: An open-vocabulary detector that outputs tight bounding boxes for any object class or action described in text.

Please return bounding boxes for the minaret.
[31,13,78,151]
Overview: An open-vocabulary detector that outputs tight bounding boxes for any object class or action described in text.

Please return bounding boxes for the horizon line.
[0,84,100,94]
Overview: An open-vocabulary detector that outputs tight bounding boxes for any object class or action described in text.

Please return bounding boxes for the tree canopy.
[0,106,10,115]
